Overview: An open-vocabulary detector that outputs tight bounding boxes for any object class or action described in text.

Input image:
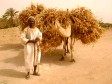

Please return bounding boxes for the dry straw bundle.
[19,3,44,30]
[36,8,57,32]
[56,10,71,28]
[19,4,102,52]
[42,30,63,52]
[70,7,102,44]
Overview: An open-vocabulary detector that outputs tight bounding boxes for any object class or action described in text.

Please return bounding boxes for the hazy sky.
[0,0,112,23]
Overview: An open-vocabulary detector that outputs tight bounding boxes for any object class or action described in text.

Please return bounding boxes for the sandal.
[25,72,30,79]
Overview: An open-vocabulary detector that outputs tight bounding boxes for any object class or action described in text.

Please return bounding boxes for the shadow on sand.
[0,69,25,78]
[0,43,23,51]
[3,51,24,66]
[41,49,73,66]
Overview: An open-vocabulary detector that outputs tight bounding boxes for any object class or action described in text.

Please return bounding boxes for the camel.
[51,20,75,62]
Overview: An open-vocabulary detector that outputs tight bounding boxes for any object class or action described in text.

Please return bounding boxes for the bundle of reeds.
[36,8,57,32]
[19,3,45,30]
[41,30,63,52]
[70,7,102,44]
[19,10,30,30]
[55,10,70,28]
[37,4,45,14]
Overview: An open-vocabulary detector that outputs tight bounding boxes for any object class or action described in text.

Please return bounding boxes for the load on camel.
[19,4,102,62]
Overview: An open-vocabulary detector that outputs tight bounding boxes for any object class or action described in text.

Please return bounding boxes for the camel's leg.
[70,37,75,62]
[66,37,70,53]
[60,38,66,61]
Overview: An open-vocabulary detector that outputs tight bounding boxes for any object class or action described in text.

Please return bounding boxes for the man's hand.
[35,37,40,42]
[27,40,36,43]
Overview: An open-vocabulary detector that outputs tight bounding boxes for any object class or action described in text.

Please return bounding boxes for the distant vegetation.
[99,22,112,28]
[0,8,19,29]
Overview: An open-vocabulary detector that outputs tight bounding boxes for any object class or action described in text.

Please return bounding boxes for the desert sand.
[0,27,112,84]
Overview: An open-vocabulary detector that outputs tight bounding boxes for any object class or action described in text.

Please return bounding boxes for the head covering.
[28,16,35,22]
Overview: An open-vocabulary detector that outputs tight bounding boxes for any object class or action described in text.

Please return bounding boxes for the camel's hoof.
[70,59,75,62]
[66,50,70,53]
[59,56,64,61]
[33,72,40,76]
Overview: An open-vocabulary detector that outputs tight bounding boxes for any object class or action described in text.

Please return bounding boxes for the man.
[21,16,42,79]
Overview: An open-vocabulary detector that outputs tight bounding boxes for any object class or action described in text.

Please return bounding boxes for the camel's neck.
[55,21,71,37]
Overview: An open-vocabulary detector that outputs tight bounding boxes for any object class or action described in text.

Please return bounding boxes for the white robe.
[21,26,42,72]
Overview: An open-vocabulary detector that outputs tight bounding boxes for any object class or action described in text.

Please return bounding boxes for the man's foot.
[25,72,30,79]
[33,72,40,76]
[70,59,75,62]
[59,56,64,61]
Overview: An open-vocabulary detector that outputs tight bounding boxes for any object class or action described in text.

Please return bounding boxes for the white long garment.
[21,26,42,72]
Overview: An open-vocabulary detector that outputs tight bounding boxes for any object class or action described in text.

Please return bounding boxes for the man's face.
[28,18,35,28]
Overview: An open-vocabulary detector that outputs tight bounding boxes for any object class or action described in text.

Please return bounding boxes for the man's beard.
[29,24,35,28]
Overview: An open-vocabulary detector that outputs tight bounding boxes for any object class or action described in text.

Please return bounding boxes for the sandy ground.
[0,27,112,84]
